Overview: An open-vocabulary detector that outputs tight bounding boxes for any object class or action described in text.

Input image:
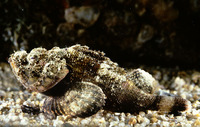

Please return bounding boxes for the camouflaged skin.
[8,44,191,119]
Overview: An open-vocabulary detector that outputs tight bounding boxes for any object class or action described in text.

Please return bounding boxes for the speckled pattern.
[7,45,190,121]
[0,63,200,126]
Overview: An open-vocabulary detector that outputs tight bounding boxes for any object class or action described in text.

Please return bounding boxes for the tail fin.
[124,69,191,114]
[152,96,191,114]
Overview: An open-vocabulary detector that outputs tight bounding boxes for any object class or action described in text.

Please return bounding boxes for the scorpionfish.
[8,44,191,119]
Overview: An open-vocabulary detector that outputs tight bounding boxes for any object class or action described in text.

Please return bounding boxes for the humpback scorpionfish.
[8,44,191,119]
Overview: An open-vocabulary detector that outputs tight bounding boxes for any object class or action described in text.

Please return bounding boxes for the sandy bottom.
[0,63,200,126]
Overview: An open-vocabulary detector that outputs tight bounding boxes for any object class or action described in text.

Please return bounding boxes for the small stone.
[0,90,6,98]
[114,112,121,115]
[169,122,176,126]
[195,113,200,118]
[161,121,169,126]
[57,116,64,121]
[16,98,22,104]
[53,117,64,126]
[139,111,145,117]
[137,115,144,123]
[120,113,125,122]
[109,121,118,126]
[151,117,158,123]
[128,117,137,125]
[80,119,89,125]
[193,119,200,126]
[118,122,125,127]
[16,108,21,114]
[20,117,29,125]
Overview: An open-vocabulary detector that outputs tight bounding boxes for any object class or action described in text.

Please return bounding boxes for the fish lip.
[9,55,69,93]
[32,68,69,93]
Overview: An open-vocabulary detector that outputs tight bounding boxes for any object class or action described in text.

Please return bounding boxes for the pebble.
[128,117,137,125]
[0,90,6,98]
[53,118,64,126]
[20,117,29,125]
[151,117,158,123]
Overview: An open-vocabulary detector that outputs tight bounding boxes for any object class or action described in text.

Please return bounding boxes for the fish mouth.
[8,48,69,93]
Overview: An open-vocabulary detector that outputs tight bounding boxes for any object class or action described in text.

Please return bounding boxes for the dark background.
[1,0,200,69]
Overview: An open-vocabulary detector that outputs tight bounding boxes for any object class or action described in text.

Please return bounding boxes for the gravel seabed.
[1,63,200,127]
